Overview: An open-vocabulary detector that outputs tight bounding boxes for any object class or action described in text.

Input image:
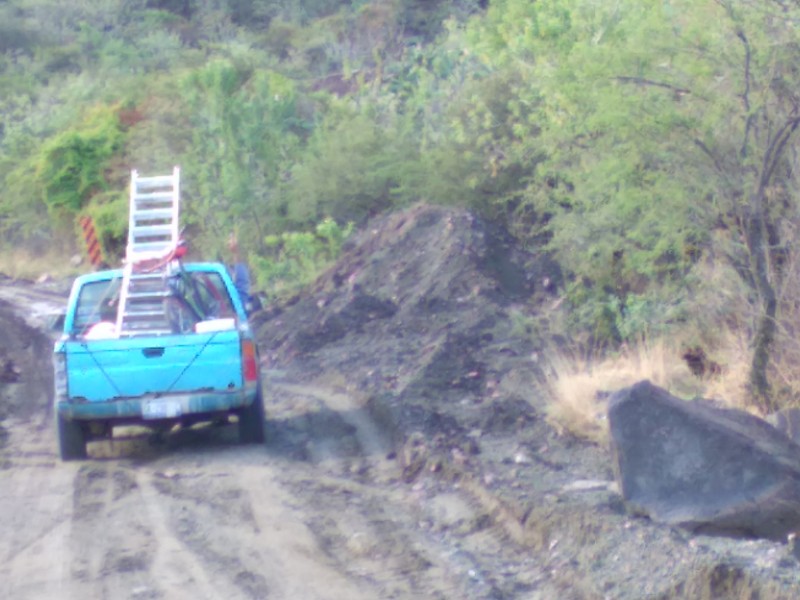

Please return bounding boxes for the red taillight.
[241,339,258,382]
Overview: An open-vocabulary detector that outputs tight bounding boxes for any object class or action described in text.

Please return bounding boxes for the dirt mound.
[255,204,560,440]
[0,300,54,420]
[0,298,55,458]
[256,204,800,598]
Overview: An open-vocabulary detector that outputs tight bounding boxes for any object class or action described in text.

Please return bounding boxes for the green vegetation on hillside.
[4,0,800,410]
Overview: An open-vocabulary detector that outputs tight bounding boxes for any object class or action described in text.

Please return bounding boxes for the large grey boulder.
[608,380,800,540]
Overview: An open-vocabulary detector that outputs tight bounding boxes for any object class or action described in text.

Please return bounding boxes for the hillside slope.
[1,205,800,597]
[256,204,800,598]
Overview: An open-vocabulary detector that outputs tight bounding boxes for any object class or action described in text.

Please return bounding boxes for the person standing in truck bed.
[227,234,252,313]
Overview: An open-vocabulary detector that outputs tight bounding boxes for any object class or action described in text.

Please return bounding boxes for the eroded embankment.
[0,295,58,457]
[255,204,800,599]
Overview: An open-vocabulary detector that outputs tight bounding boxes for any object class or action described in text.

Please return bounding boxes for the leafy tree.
[0,5,39,54]
[145,0,195,19]
[181,58,303,256]
[36,104,125,214]
[283,102,413,225]
[681,0,800,409]
[252,217,353,296]
[461,0,800,408]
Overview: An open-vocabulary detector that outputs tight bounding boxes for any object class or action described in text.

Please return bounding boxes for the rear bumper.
[56,385,258,422]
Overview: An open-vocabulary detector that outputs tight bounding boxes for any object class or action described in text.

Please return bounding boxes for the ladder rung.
[129,241,174,253]
[135,176,177,190]
[124,301,167,309]
[130,244,173,256]
[123,311,170,319]
[128,286,166,294]
[135,190,174,201]
[126,293,171,301]
[133,208,174,221]
[128,292,164,301]
[131,225,174,238]
[127,252,173,264]
[124,299,168,307]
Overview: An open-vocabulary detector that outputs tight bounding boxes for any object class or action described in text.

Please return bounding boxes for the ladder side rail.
[169,166,180,250]
[126,169,140,261]
[116,262,133,335]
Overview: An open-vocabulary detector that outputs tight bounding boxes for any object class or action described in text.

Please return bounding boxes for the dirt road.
[5,201,800,599]
[1,367,519,600]
[0,280,543,600]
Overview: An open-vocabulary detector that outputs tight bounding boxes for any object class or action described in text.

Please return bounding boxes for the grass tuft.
[0,246,81,281]
[544,339,704,445]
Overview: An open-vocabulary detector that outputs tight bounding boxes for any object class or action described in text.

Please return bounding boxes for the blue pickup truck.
[52,262,265,460]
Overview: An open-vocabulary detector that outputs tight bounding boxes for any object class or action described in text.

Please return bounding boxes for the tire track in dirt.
[265,375,490,599]
[265,373,563,599]
[67,463,158,599]
[1,418,408,600]
[137,444,399,600]
[0,277,545,599]
[0,372,533,599]
[135,465,247,600]
[0,419,72,600]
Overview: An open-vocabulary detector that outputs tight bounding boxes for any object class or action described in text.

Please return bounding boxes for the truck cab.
[53,262,264,460]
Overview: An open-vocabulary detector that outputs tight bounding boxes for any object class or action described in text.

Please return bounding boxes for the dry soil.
[1,206,800,599]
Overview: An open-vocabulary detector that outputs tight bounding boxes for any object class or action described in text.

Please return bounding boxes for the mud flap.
[57,413,88,460]
[238,383,265,444]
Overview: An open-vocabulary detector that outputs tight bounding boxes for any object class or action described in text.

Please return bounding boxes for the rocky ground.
[1,205,800,599]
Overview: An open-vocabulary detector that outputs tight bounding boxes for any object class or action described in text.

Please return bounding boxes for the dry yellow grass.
[544,339,707,445]
[699,331,752,411]
[0,246,82,281]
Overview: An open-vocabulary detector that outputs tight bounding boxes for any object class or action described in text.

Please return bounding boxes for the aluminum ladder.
[116,167,181,336]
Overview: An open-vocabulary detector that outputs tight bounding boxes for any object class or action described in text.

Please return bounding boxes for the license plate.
[142,399,182,419]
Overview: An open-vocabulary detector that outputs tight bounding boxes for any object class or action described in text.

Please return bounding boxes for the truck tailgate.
[64,330,243,402]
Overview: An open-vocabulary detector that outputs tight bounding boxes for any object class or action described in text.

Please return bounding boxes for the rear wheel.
[238,384,265,444]
[56,413,87,460]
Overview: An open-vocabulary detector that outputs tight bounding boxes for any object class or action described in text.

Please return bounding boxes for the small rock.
[561,480,615,493]
[70,254,83,267]
[789,533,800,561]
[514,451,531,464]
[1,360,20,383]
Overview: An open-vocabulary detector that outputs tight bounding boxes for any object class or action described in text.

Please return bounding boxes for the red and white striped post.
[79,216,105,268]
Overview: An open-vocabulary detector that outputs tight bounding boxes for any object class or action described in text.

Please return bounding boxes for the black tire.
[56,413,87,460]
[238,384,265,444]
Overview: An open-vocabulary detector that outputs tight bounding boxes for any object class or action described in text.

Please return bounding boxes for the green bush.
[252,218,353,297]
[36,104,125,214]
[84,190,129,263]
[37,45,83,74]
[284,106,412,225]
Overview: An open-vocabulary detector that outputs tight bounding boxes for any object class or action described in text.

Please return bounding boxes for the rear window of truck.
[73,271,237,336]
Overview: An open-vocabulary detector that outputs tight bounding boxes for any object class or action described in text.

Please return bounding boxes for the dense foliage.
[4,0,800,407]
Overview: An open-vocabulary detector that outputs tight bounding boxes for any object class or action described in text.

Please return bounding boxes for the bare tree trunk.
[746,196,777,412]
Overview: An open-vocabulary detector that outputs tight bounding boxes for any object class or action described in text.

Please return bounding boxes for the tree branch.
[737,29,753,157]
[738,31,751,113]
[693,138,725,175]
[612,76,690,97]
[761,114,800,190]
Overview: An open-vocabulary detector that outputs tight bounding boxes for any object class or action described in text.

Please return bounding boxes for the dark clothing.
[231,262,251,310]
